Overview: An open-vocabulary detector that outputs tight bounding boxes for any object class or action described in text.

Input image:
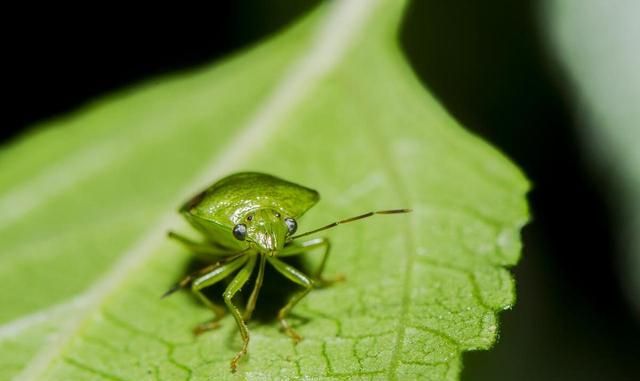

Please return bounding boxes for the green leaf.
[0,1,529,380]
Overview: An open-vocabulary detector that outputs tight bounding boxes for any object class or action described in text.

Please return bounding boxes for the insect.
[164,172,410,371]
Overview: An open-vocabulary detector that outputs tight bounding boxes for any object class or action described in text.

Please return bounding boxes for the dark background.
[3,2,639,380]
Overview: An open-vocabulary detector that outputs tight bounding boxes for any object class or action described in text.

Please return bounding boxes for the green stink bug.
[164,172,410,371]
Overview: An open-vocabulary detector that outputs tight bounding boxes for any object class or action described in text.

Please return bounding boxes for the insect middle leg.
[224,255,257,372]
[281,237,343,286]
[267,257,313,343]
[190,256,248,334]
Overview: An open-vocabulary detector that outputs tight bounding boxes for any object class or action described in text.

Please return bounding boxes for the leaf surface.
[0,1,529,380]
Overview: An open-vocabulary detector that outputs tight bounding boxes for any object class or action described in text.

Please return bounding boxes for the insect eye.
[284,218,297,235]
[232,224,247,240]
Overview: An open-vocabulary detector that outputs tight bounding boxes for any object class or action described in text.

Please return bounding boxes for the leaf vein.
[63,356,130,381]
[102,311,193,381]
[358,100,421,380]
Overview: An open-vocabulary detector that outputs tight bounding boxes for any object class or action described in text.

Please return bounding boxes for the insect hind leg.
[168,231,232,259]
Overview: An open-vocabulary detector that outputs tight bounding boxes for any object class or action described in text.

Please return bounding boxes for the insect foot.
[287,328,303,344]
[230,342,249,372]
[279,317,303,344]
[192,320,221,335]
[315,273,346,288]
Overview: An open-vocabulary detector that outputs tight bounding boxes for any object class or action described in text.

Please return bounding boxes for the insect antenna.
[290,208,411,241]
[161,249,249,298]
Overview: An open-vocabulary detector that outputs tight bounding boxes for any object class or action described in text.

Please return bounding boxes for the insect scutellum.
[163,172,410,372]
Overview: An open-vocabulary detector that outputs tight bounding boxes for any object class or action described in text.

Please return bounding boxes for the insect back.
[180,172,319,250]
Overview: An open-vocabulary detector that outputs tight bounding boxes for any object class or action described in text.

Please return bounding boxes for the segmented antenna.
[290,208,411,240]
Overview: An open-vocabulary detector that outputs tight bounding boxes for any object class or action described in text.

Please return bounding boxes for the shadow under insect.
[173,254,310,329]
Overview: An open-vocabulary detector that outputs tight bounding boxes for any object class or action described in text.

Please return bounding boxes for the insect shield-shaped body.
[181,172,318,254]
[165,172,410,372]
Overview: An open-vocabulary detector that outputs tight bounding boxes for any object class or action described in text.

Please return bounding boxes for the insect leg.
[168,231,231,258]
[224,255,257,372]
[190,256,248,334]
[281,238,343,286]
[267,257,314,343]
[243,254,267,321]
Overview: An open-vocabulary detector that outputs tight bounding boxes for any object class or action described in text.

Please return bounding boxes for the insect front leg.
[267,257,314,343]
[190,256,248,334]
[224,255,257,372]
[281,237,343,286]
[243,254,267,321]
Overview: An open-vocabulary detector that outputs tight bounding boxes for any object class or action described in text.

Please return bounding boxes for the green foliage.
[0,1,528,380]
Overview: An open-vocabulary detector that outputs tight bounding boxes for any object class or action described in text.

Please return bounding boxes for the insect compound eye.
[232,224,247,240]
[284,217,297,235]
